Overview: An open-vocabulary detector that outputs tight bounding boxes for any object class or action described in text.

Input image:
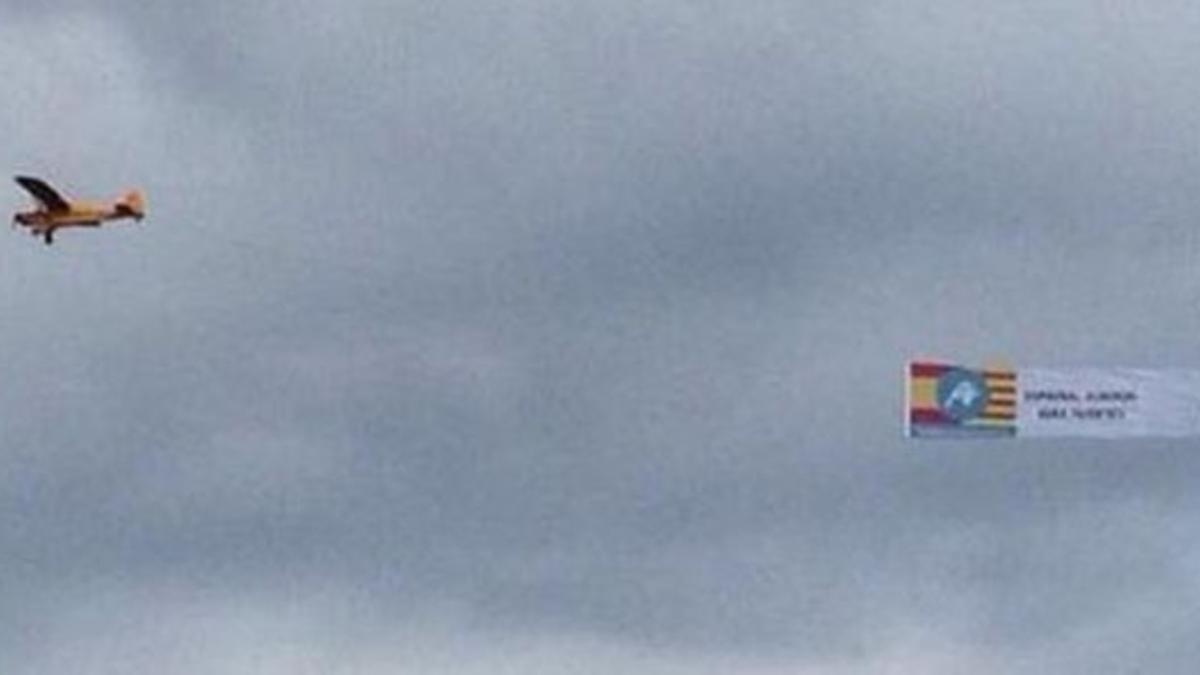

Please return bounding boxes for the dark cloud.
[3,1,1200,672]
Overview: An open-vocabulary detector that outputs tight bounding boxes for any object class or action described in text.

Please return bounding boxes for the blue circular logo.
[937,369,989,421]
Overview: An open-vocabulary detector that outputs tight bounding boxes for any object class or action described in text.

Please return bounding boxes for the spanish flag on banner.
[906,362,1016,437]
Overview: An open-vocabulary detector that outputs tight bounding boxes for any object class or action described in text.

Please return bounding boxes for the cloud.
[3,1,1200,673]
[6,579,1005,675]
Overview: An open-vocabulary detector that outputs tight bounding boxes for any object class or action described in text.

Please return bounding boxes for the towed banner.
[906,361,1200,438]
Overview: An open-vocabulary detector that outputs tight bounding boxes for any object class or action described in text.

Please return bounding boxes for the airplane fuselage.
[14,202,142,242]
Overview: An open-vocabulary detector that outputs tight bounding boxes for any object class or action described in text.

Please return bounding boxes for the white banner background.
[1018,369,1200,438]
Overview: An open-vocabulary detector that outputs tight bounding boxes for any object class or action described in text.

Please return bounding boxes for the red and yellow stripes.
[908,362,1016,430]
[985,370,1016,422]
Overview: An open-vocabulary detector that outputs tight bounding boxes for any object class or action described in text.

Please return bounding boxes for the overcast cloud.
[2,2,1200,673]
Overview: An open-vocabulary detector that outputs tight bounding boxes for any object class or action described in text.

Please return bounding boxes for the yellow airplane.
[12,176,146,245]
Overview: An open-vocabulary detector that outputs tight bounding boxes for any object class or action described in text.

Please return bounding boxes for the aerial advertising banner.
[906,361,1200,438]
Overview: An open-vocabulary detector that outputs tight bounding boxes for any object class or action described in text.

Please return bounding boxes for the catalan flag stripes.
[907,361,1017,437]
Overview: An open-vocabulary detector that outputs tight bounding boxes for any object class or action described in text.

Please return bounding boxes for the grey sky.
[3,2,1200,673]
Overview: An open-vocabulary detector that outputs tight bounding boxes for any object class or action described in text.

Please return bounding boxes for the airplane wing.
[14,176,69,212]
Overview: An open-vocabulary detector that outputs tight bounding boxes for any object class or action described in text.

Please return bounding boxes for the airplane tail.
[117,189,146,219]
